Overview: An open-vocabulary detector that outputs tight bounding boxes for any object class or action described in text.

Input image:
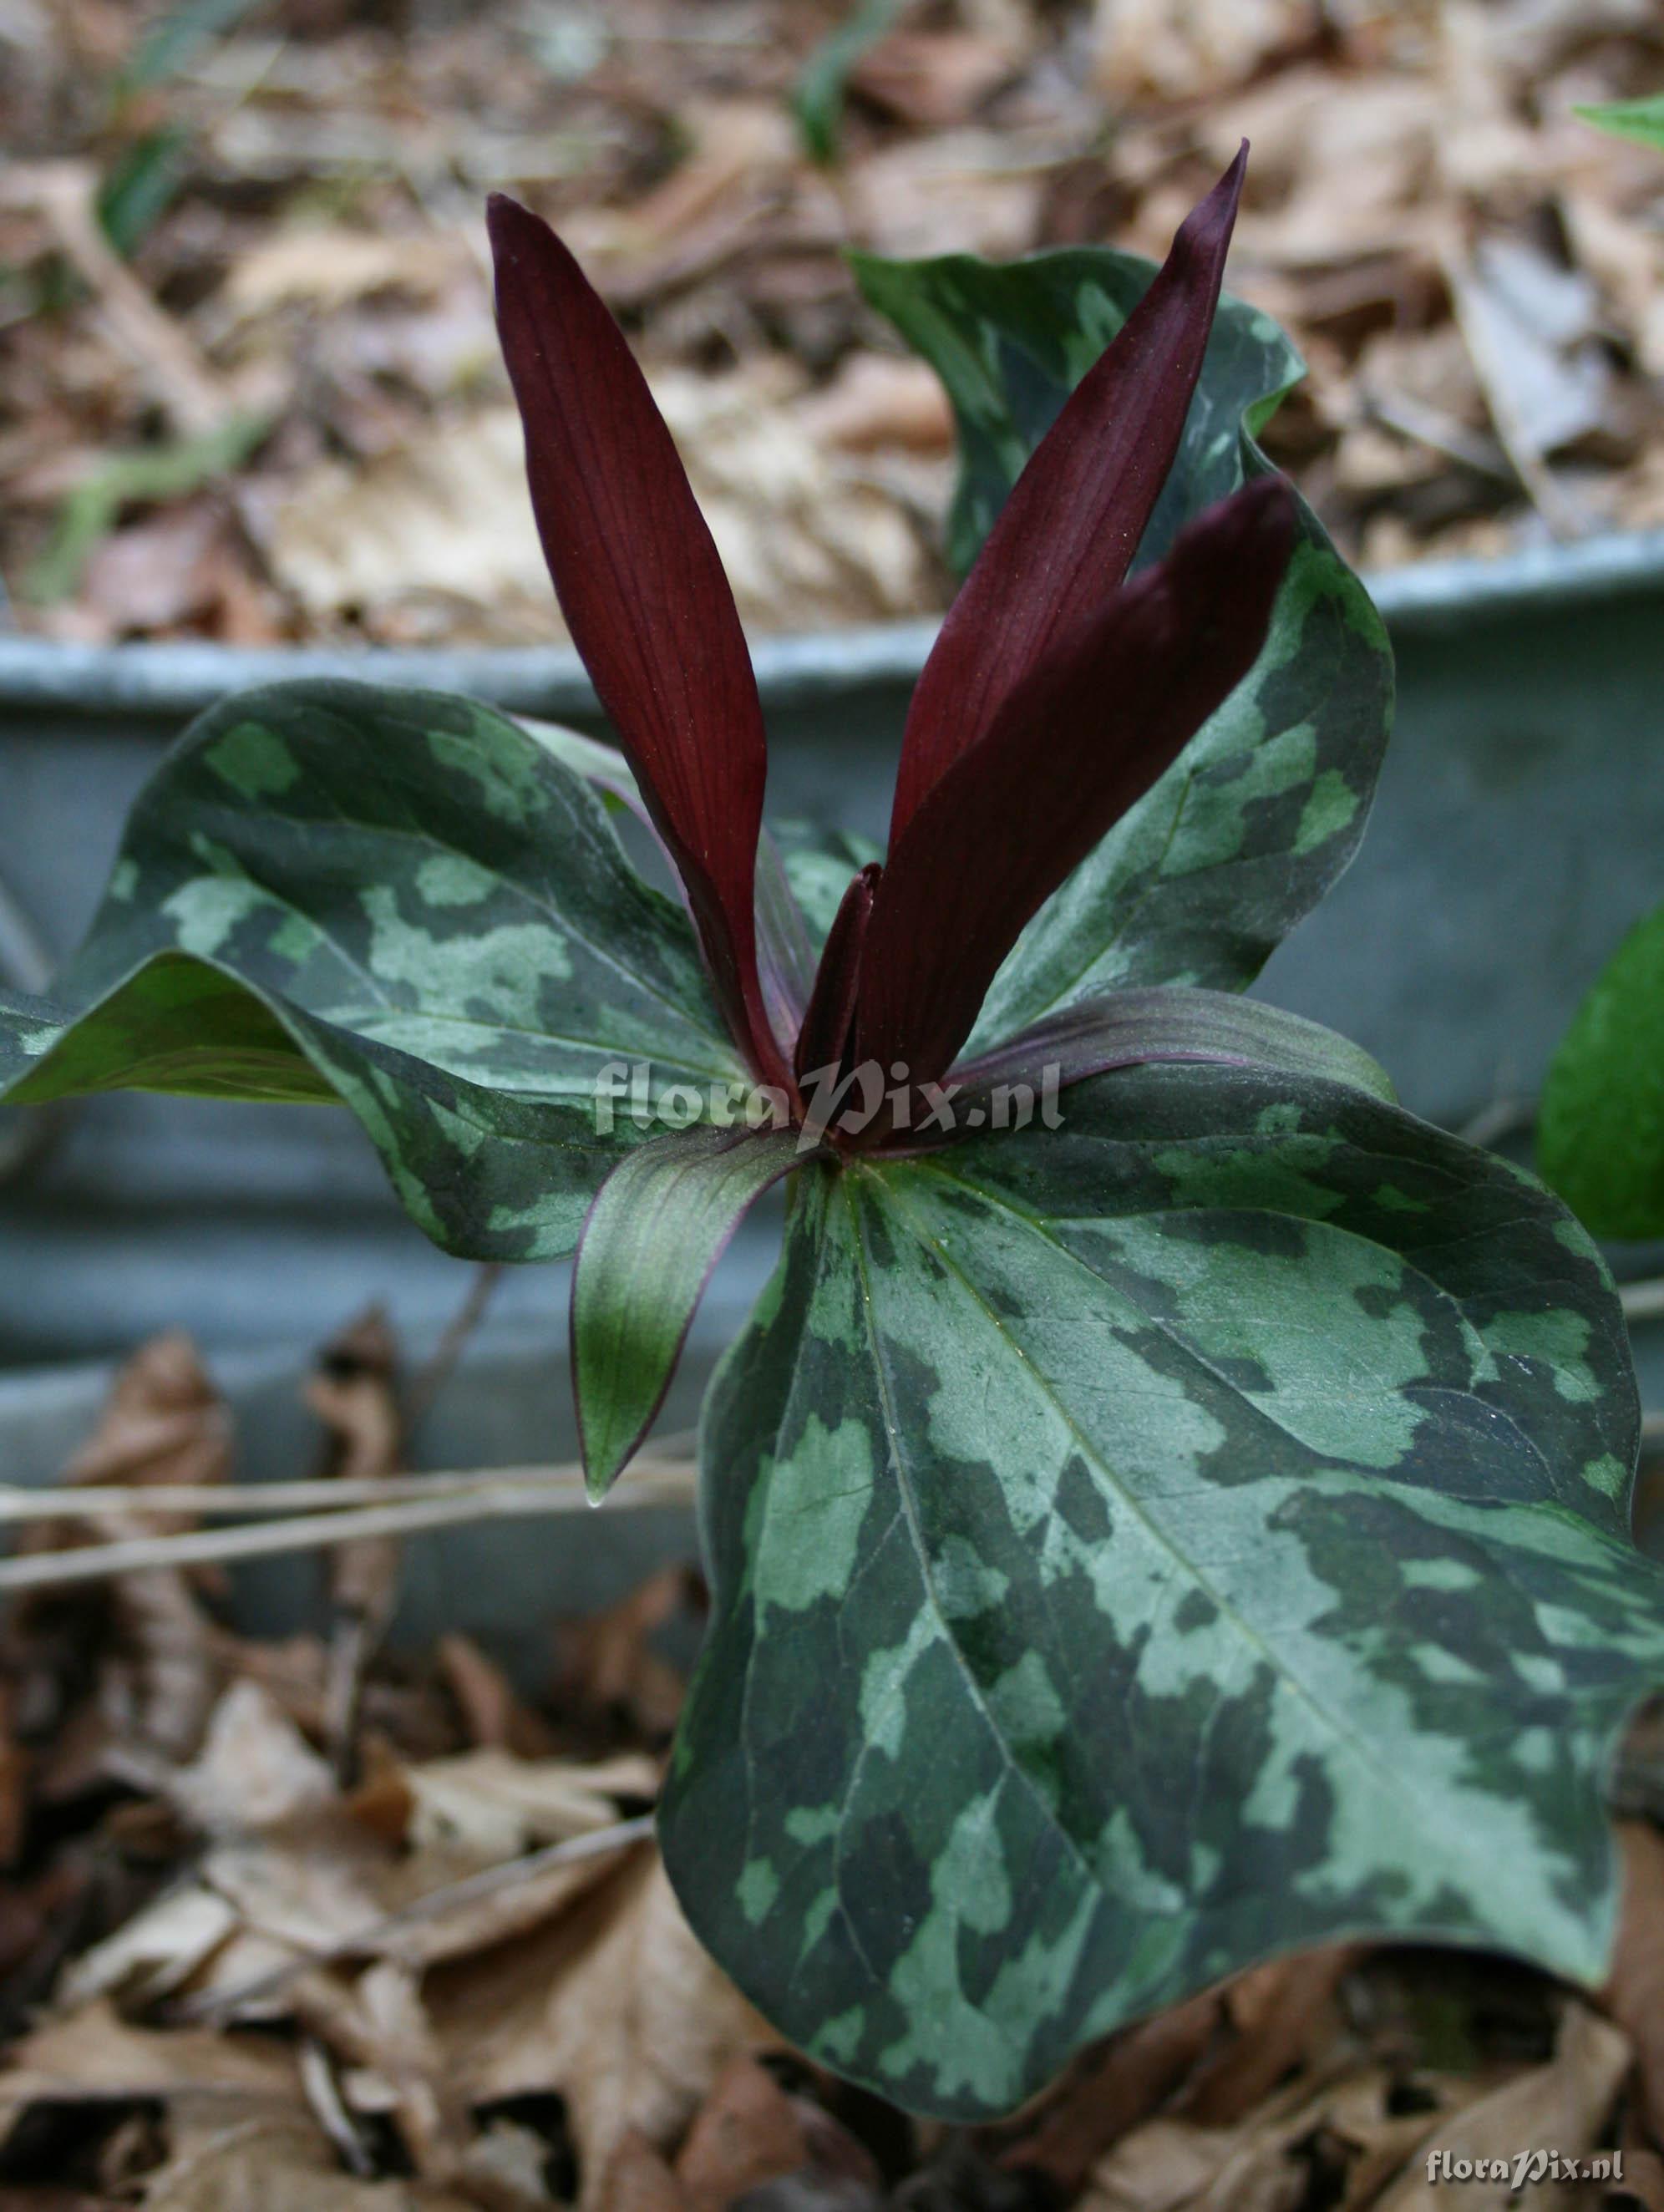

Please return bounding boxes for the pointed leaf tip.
[888,145,1250,843]
[487,194,784,1088]
[853,474,1300,1093]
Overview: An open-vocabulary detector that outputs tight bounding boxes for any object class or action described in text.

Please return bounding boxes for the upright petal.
[793,861,880,1084]
[850,476,1298,1098]
[487,195,785,1085]
[888,145,1248,843]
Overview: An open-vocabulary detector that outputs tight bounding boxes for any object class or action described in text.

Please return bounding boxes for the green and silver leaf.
[663,1061,1654,2117]
[853,248,1393,1036]
[1,679,747,1259]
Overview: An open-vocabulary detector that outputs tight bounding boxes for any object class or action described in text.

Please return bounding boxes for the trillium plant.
[7,150,1664,2116]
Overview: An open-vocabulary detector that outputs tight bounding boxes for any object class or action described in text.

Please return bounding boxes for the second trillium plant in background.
[4,150,1664,2116]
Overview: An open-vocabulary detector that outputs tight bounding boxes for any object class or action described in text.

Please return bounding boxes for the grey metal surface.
[3,527,1664,1365]
[3,525,1662,717]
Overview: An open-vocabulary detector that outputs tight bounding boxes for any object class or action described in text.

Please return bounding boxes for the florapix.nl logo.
[591,1059,1065,1153]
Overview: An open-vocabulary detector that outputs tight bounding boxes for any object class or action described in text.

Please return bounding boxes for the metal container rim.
[4,525,1663,724]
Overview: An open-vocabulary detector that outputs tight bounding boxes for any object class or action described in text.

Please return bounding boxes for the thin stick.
[1622,1281,1664,1326]
[0,163,231,435]
[403,1263,505,1436]
[0,1472,696,1596]
[175,1814,655,2024]
[0,1457,692,1523]
[1456,1095,1535,1151]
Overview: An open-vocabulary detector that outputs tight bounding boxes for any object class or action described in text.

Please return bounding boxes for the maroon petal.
[850,475,1299,1099]
[888,145,1248,845]
[487,194,784,1086]
[793,862,881,1083]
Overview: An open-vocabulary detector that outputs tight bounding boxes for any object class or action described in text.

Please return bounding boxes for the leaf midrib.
[860,1154,1535,1904]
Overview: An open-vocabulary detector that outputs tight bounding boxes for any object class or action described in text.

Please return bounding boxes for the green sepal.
[573,1124,806,1498]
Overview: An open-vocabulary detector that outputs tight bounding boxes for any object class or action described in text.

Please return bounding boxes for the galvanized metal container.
[3,527,1664,1385]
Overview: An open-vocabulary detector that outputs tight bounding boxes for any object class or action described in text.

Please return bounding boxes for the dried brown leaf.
[1181,1947,1358,2128]
[139,2113,474,2211]
[991,1989,1220,2189]
[18,1337,233,1775]
[0,1999,301,2114]
[1093,0,1313,104]
[57,1885,240,2013]
[845,132,1045,261]
[425,1847,776,2209]
[1602,1818,1664,2144]
[307,1311,403,1783]
[601,2132,690,2212]
[170,1682,338,1840]
[222,231,478,321]
[55,1336,231,1519]
[1372,2002,1631,2210]
[676,2057,881,2212]
[850,32,1019,129]
[392,1748,660,1868]
[434,1634,551,1758]
[550,1565,704,1748]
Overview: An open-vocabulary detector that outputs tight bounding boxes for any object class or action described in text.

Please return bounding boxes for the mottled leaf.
[1,679,747,1261]
[573,1124,806,1497]
[853,246,1393,1038]
[520,716,816,1058]
[662,1062,1653,2117]
[1539,900,1664,1238]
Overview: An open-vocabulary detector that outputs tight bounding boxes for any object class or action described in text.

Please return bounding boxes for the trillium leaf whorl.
[1,150,1656,2126]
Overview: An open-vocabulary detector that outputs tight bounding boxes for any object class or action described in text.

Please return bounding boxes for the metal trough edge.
[3,527,1663,723]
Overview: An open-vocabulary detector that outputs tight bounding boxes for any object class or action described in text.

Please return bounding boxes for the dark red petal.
[850,475,1299,1098]
[486,194,784,1084]
[888,145,1248,845]
[794,862,881,1083]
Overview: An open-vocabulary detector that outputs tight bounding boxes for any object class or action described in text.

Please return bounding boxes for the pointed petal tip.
[484,190,532,248]
[485,178,780,1085]
[887,138,1257,845]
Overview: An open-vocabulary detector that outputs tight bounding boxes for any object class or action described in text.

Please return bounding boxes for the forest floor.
[3,0,1664,647]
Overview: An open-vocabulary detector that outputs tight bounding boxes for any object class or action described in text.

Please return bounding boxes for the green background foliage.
[1540,899,1664,1237]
